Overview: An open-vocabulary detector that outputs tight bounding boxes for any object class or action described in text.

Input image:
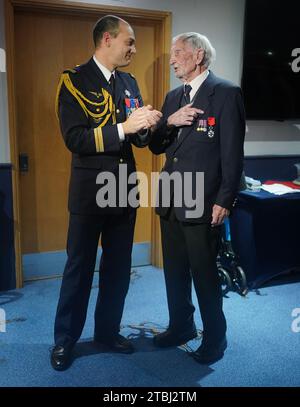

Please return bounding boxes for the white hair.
[172,32,216,68]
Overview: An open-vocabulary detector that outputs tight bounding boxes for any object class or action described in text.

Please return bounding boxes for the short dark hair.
[93,15,123,47]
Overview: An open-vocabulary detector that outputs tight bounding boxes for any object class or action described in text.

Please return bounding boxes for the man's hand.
[142,105,162,131]
[122,105,162,134]
[167,104,204,127]
[211,204,230,227]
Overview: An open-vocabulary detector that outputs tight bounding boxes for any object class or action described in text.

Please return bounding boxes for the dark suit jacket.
[57,58,148,215]
[149,71,245,223]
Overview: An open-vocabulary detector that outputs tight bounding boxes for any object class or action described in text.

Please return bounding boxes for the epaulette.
[128,72,136,80]
[63,68,77,74]
[55,69,77,119]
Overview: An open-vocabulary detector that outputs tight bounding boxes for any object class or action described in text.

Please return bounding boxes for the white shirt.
[93,55,124,140]
[185,70,209,102]
[93,55,114,82]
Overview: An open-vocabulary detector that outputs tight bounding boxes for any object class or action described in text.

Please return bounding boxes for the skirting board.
[22,242,151,281]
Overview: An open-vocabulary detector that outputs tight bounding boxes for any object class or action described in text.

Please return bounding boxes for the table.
[229,189,300,288]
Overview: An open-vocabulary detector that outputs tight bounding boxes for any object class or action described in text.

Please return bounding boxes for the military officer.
[51,15,161,371]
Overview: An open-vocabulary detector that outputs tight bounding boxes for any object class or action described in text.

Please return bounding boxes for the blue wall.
[0,164,15,290]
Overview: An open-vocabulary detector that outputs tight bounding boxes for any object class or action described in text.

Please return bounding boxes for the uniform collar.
[93,55,115,82]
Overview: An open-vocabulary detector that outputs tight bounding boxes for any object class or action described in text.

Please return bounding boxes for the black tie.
[183,84,192,105]
[109,74,115,100]
[177,84,193,141]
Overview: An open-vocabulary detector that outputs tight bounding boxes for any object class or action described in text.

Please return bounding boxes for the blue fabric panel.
[244,156,300,182]
[230,190,300,288]
[0,164,16,290]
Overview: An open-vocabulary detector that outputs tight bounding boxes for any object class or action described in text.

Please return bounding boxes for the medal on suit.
[197,119,207,132]
[207,116,216,138]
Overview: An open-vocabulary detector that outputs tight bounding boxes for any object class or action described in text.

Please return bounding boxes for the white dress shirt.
[185,69,209,102]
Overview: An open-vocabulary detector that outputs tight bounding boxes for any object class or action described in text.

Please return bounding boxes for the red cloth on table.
[264,180,300,189]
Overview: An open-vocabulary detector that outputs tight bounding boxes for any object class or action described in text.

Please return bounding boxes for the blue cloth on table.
[229,190,300,288]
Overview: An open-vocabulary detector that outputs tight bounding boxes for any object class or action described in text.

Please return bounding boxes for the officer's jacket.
[56,57,149,214]
[149,71,245,223]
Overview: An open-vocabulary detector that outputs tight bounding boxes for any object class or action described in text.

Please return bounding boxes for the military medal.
[207,116,216,138]
[125,89,131,97]
[197,119,207,132]
[125,97,140,118]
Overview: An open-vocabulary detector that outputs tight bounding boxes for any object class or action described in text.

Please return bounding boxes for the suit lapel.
[174,71,217,152]
[173,86,185,110]
[166,87,185,154]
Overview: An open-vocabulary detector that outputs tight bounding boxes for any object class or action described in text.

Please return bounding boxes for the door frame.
[5,0,170,287]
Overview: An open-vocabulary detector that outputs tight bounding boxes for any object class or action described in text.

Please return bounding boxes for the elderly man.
[149,32,245,364]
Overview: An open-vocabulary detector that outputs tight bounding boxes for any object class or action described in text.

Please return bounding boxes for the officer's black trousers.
[54,210,136,348]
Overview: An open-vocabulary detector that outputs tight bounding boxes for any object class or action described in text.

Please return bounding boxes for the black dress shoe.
[94,334,134,354]
[50,345,72,371]
[191,337,227,364]
[153,327,198,348]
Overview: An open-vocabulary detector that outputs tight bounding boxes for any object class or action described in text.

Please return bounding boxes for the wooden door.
[15,11,155,262]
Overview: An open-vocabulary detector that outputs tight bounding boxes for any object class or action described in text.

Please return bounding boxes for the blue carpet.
[0,266,300,387]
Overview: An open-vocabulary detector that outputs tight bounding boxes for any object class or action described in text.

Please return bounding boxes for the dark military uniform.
[54,57,149,347]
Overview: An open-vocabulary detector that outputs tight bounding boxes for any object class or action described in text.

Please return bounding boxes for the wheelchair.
[217,217,248,296]
[217,170,249,297]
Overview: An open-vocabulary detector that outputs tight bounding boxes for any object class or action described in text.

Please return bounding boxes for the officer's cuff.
[117,123,125,141]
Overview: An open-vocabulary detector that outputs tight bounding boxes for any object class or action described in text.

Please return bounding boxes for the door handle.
[19,153,29,172]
